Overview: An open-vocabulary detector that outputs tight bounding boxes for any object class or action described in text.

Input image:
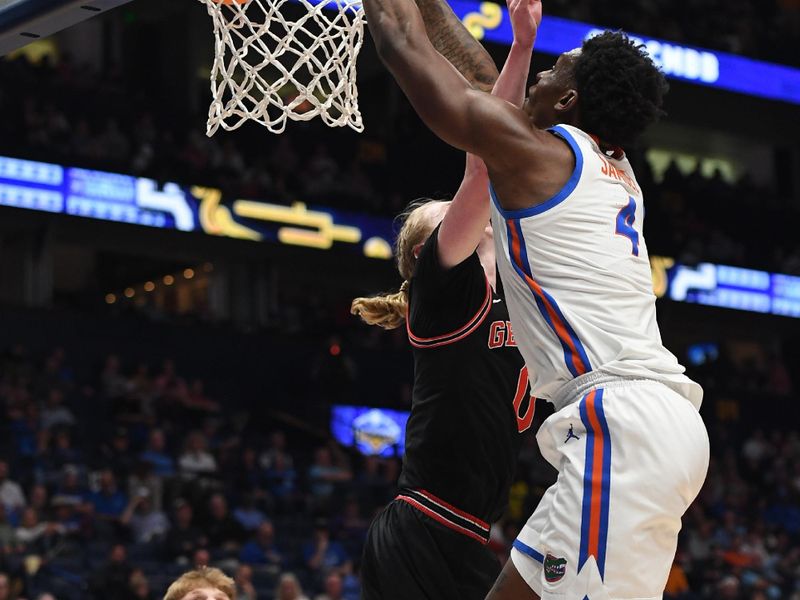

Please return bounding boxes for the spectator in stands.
[129,568,155,600]
[15,507,62,554]
[101,354,128,400]
[51,493,88,540]
[302,520,350,579]
[274,573,309,600]
[54,465,85,504]
[128,461,164,513]
[179,431,218,476]
[261,433,297,507]
[0,460,26,513]
[128,363,154,406]
[184,380,220,414]
[0,572,10,600]
[239,521,283,572]
[230,449,265,501]
[40,388,75,431]
[103,427,137,481]
[86,468,127,521]
[234,564,257,600]
[165,499,207,564]
[44,429,83,474]
[307,446,351,502]
[121,487,170,544]
[259,432,292,471]
[9,402,40,459]
[232,491,266,532]
[331,496,368,554]
[155,359,187,404]
[89,543,133,599]
[139,428,176,477]
[0,505,18,553]
[314,572,344,600]
[204,494,244,553]
[27,484,50,519]
[192,548,212,570]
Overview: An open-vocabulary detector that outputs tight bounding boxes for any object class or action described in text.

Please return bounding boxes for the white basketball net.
[200,0,366,135]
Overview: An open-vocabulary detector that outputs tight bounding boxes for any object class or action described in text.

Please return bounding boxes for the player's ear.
[555,89,578,113]
[412,242,425,259]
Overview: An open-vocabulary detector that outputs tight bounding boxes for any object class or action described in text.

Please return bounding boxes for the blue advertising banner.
[650,257,800,319]
[313,0,800,104]
[0,155,395,260]
[447,1,800,105]
[3,153,800,319]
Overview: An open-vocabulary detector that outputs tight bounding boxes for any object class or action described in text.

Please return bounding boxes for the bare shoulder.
[486,123,577,213]
[461,91,575,212]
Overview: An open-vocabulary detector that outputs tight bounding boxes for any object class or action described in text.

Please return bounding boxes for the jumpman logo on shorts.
[565,424,580,443]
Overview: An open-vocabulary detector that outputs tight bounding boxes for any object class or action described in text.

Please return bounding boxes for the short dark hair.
[574,31,668,148]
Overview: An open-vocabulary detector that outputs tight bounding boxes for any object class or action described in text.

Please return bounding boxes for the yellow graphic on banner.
[650,256,675,298]
[462,2,503,40]
[194,186,262,241]
[193,187,389,258]
[234,200,362,250]
[363,237,393,260]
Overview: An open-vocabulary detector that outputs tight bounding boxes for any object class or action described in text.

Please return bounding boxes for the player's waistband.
[550,370,678,412]
[395,488,491,545]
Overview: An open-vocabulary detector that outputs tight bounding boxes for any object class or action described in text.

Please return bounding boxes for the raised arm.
[437,0,542,269]
[364,0,533,160]
[414,0,499,91]
[491,0,541,106]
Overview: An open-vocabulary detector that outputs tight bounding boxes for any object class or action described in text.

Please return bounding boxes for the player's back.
[489,124,701,407]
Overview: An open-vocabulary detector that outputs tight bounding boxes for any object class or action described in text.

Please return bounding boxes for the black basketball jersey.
[397,225,532,524]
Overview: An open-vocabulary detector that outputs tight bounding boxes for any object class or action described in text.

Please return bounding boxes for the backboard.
[0,0,132,55]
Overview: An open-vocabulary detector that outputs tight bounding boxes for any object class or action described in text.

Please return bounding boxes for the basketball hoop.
[200,0,366,135]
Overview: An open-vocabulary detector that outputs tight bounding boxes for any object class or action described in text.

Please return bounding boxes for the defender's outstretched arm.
[491,0,541,106]
[437,0,542,269]
[414,0,499,91]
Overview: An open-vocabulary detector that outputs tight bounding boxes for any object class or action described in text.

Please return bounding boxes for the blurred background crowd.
[0,313,797,600]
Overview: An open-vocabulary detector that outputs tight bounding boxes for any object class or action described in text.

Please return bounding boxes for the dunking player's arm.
[363,0,575,212]
[413,0,498,90]
[437,0,541,269]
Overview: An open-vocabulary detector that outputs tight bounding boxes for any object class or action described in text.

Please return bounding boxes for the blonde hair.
[351,199,447,329]
[163,567,235,600]
[274,572,304,600]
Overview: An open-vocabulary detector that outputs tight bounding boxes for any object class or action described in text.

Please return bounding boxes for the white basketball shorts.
[510,373,709,600]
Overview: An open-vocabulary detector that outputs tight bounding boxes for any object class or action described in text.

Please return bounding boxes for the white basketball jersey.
[489,124,702,408]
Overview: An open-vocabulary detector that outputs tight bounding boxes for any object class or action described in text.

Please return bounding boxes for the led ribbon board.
[0,155,395,259]
[3,154,800,318]
[450,1,800,105]
[313,0,800,104]
[651,257,800,318]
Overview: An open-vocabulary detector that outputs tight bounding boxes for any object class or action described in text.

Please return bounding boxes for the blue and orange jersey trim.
[504,218,592,377]
[578,388,611,579]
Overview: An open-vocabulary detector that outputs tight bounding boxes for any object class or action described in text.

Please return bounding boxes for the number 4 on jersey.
[615,197,640,256]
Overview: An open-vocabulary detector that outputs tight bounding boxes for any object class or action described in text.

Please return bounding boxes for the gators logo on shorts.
[544,553,567,583]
